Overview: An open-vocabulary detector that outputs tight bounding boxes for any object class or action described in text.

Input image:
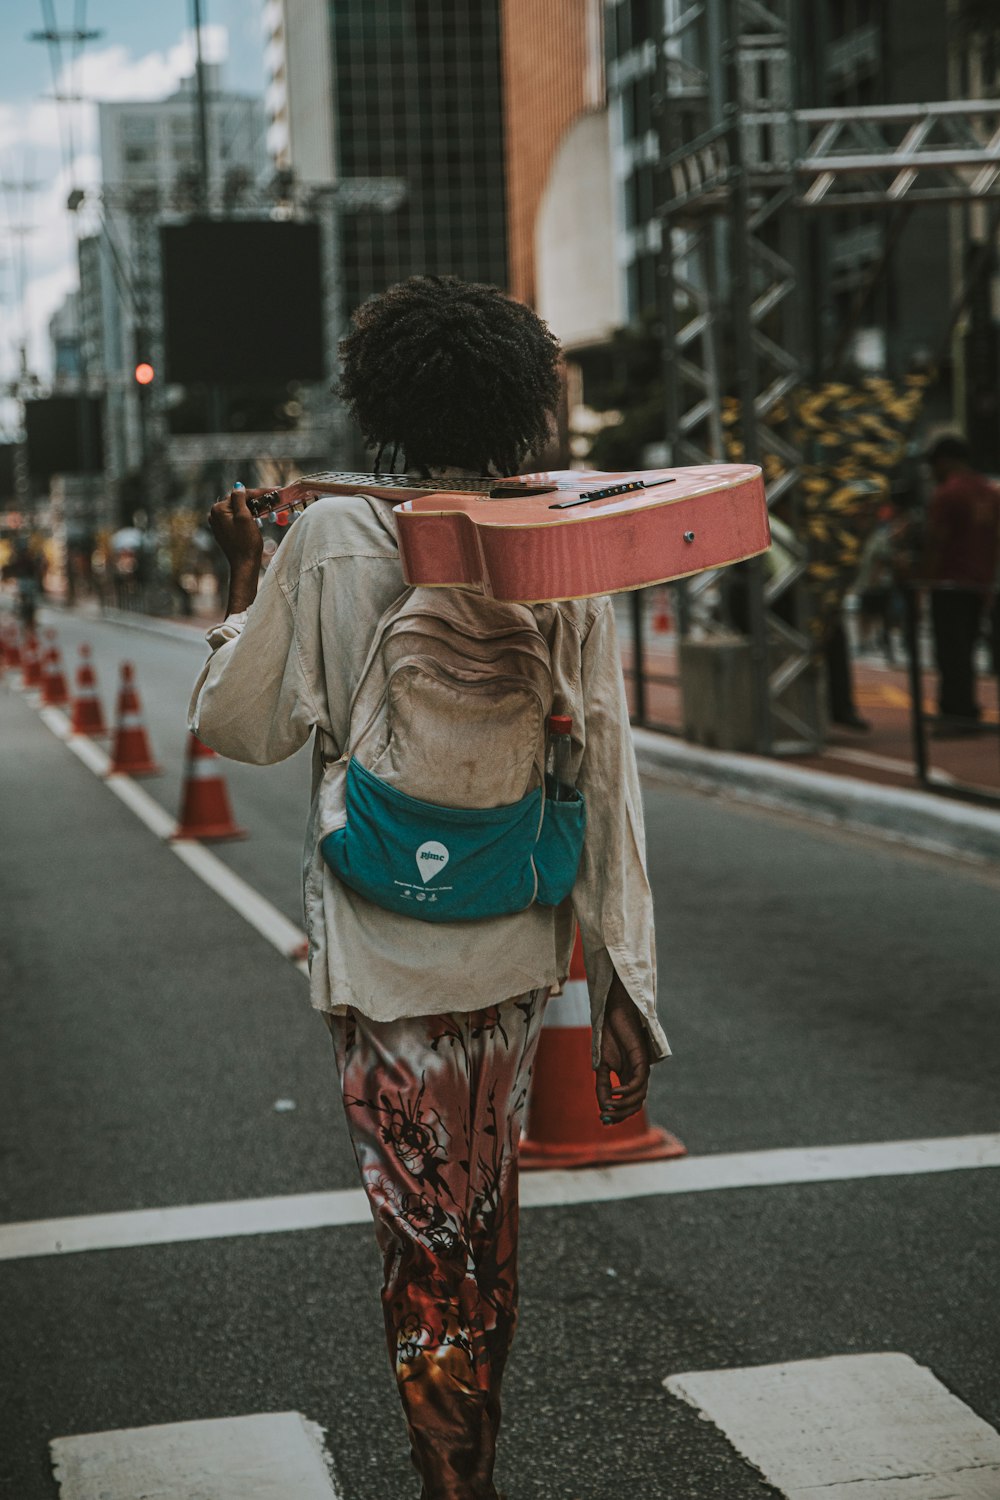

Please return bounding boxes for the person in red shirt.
[923,435,1000,734]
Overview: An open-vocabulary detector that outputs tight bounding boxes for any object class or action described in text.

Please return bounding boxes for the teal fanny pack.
[321,757,585,922]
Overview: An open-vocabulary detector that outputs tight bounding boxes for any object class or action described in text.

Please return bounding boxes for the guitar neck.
[302,471,498,493]
[249,471,554,520]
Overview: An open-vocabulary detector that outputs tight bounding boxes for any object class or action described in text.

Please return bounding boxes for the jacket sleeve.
[572,602,670,1068]
[188,557,318,765]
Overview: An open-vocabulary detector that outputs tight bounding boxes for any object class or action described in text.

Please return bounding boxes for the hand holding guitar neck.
[209,483,266,613]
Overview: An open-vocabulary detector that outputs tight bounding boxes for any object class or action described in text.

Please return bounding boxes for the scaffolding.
[653,0,1000,756]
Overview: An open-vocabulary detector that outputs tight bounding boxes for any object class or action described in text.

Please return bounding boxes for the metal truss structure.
[654,0,1000,756]
[798,101,1000,209]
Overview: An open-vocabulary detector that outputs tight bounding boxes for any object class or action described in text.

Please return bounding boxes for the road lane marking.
[36,701,309,971]
[3,1133,998,1262]
[170,839,309,970]
[664,1353,1000,1497]
[0,1189,368,1260]
[105,770,177,839]
[51,1411,341,1499]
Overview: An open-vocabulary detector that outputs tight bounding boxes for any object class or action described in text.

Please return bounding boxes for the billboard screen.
[161,220,326,385]
[0,444,16,500]
[24,397,104,480]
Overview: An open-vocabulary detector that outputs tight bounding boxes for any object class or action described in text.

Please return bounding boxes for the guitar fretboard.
[301,471,504,493]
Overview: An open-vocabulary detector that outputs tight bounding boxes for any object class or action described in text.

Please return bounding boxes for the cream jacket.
[188,494,670,1069]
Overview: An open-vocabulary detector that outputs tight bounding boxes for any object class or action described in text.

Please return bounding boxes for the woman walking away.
[190,275,670,1500]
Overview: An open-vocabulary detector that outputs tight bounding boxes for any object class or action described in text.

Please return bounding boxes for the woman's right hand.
[209,484,266,573]
[210,484,268,614]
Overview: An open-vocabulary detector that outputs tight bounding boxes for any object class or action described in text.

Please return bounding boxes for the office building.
[97,68,266,207]
[265,0,508,321]
[48,294,82,386]
[84,67,267,499]
[604,0,661,324]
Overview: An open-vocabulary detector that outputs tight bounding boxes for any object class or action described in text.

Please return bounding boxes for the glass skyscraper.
[330,1,509,314]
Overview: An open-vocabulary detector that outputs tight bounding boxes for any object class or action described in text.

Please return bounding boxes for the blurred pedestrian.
[189,275,669,1500]
[854,505,902,664]
[824,612,870,732]
[922,435,1000,736]
[3,541,44,630]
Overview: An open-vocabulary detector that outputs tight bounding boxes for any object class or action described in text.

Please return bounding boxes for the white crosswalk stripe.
[664,1354,1000,1498]
[50,1412,341,1500]
[47,1357,1000,1499]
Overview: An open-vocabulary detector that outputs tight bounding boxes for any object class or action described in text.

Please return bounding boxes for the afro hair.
[338,274,562,476]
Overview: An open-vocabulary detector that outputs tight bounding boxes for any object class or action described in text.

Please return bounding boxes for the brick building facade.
[500,0,604,307]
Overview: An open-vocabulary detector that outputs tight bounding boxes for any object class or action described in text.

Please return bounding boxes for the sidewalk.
[804,656,999,797]
[621,628,1000,866]
[619,630,1000,799]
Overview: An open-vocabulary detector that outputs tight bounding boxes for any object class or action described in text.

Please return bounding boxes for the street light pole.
[190,0,212,216]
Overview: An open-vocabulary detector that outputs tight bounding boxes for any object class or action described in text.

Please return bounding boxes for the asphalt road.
[2,607,999,1500]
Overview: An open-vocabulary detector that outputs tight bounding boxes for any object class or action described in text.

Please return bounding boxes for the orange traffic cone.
[108,662,161,775]
[519,930,685,1169]
[20,632,43,690]
[172,732,247,841]
[652,588,672,634]
[41,630,70,707]
[69,645,107,736]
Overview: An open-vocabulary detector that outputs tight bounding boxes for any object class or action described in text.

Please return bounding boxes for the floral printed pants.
[325,989,549,1500]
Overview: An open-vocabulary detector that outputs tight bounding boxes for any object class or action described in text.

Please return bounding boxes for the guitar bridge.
[548,478,672,510]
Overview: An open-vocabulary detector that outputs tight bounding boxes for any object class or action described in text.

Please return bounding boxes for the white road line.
[106,771,177,839]
[33,702,309,964]
[3,1133,998,1263]
[517,1131,1000,1206]
[37,703,73,738]
[0,1189,369,1260]
[171,839,310,968]
[51,1411,341,1500]
[664,1353,1000,1498]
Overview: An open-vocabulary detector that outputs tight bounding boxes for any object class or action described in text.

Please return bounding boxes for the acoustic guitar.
[248,465,770,603]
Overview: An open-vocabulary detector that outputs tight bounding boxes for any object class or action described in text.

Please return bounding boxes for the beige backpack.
[317,586,585,921]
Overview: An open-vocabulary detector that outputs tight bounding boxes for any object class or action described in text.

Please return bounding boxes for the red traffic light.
[134,362,155,386]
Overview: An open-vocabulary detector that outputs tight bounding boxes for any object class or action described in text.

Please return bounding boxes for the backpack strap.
[343,587,414,758]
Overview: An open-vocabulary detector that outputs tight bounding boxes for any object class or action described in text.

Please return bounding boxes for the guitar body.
[252,464,770,604]
[393,465,770,602]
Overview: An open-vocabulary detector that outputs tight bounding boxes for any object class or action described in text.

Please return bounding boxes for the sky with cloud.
[0,2,268,413]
